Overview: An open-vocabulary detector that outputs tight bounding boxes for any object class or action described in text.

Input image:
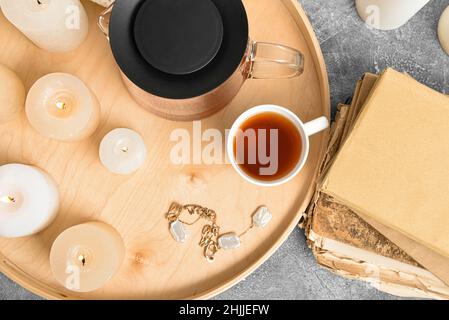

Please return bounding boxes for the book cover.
[304,71,449,299]
[321,69,449,259]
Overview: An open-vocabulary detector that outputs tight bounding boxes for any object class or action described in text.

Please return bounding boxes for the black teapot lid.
[109,0,249,99]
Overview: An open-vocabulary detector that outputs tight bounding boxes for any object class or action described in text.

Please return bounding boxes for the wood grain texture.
[0,0,329,299]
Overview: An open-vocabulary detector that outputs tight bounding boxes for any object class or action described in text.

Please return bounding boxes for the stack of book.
[90,0,113,7]
[303,69,449,299]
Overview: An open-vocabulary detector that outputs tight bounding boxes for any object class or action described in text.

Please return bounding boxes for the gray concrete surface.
[1,0,448,300]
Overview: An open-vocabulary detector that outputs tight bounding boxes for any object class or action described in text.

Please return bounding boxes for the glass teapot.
[99,0,304,121]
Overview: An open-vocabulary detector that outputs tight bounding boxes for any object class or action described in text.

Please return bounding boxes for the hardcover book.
[304,71,449,299]
[321,69,449,260]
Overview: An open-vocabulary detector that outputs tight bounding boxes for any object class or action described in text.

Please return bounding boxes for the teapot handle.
[98,2,115,41]
[246,41,305,79]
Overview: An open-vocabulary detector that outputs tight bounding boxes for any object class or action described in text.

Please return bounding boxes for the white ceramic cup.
[227,105,329,187]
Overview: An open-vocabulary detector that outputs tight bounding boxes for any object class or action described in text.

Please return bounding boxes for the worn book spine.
[310,232,449,299]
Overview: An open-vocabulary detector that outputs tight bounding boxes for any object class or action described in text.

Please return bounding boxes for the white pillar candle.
[99,128,147,175]
[438,6,449,56]
[26,73,101,142]
[0,0,89,53]
[0,164,59,238]
[355,0,430,30]
[0,64,25,123]
[50,222,125,293]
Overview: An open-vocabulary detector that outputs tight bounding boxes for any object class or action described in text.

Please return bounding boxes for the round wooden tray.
[0,0,329,299]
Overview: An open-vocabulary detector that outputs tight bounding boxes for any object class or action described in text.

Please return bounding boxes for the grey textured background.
[1,0,448,300]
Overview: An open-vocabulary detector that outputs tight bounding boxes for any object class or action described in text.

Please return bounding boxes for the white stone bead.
[252,206,272,228]
[170,220,188,243]
[218,233,241,249]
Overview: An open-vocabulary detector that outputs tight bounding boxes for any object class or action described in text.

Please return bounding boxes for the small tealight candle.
[99,128,147,175]
[0,164,59,238]
[26,73,101,142]
[50,222,125,293]
[0,0,88,53]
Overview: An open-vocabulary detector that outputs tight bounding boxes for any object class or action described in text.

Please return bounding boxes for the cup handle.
[98,2,115,41]
[246,41,305,79]
[303,117,329,137]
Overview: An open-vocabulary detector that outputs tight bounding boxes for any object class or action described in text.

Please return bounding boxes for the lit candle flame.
[55,100,67,111]
[0,196,15,204]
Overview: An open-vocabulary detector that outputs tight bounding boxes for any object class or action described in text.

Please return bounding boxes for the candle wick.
[78,255,86,266]
[121,146,129,153]
[35,0,49,9]
[0,196,15,204]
